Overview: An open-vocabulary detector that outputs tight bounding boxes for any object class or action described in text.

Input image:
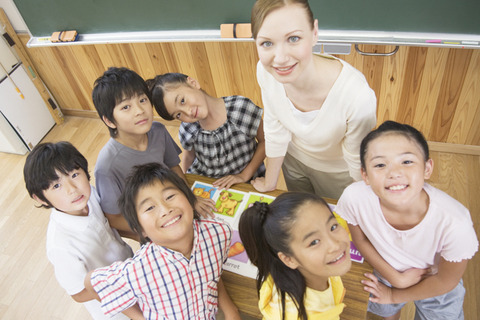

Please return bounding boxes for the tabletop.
[185,174,372,319]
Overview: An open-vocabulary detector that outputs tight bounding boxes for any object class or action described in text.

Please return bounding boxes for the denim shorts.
[367,272,465,320]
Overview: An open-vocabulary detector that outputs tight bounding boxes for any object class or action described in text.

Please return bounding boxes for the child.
[147,72,266,190]
[92,67,215,239]
[238,192,352,319]
[250,0,377,199]
[83,163,233,319]
[336,121,478,320]
[23,141,134,320]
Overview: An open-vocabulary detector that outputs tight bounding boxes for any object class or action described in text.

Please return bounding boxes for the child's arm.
[104,213,140,241]
[181,148,196,173]
[217,278,241,320]
[349,224,429,288]
[213,121,266,190]
[84,271,145,320]
[170,164,187,180]
[71,288,96,303]
[251,156,284,192]
[363,258,468,304]
[83,270,101,301]
[119,305,145,320]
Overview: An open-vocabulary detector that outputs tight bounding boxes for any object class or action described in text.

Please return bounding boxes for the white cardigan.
[256,56,377,181]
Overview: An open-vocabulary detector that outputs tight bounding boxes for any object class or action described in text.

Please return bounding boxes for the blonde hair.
[251,0,314,39]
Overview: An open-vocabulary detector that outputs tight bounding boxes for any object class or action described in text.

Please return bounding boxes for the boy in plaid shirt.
[83,163,233,319]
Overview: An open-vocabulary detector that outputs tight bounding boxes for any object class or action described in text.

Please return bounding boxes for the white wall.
[0,0,29,33]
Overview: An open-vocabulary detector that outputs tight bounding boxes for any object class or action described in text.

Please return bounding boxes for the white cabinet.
[0,63,55,154]
[0,30,18,78]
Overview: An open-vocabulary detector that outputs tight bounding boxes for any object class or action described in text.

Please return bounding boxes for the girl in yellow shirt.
[239,192,352,319]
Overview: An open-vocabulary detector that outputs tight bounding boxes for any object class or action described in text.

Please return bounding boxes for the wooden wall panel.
[448,50,480,145]
[376,46,409,123]
[18,35,480,146]
[398,47,428,125]
[413,48,449,138]
[432,49,473,142]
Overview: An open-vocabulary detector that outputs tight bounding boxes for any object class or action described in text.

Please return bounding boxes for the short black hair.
[24,141,90,209]
[146,72,189,121]
[92,67,152,137]
[360,120,430,170]
[118,162,198,244]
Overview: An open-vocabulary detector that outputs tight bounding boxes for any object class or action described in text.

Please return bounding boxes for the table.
[185,174,372,319]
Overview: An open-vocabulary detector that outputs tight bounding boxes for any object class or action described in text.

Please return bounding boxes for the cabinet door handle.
[354,44,399,56]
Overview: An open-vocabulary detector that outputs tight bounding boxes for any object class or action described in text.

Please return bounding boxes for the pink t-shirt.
[336,181,478,272]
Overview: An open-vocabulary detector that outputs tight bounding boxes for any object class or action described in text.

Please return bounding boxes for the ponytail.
[239,192,325,319]
[239,202,273,292]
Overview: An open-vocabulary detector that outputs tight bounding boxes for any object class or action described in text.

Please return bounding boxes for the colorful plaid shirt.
[179,95,265,179]
[90,219,232,319]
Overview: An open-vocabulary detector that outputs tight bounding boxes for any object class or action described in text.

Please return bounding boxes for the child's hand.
[195,196,216,218]
[394,267,431,288]
[251,177,275,193]
[212,174,244,190]
[362,273,394,304]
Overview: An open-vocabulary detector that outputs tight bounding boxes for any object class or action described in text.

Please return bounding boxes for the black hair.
[360,120,430,170]
[23,141,90,209]
[238,191,330,320]
[118,162,198,245]
[92,67,152,137]
[146,72,189,121]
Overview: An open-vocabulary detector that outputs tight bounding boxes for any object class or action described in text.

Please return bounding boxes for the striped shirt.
[90,219,232,319]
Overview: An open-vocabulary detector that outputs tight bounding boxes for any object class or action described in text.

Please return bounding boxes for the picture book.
[191,181,275,278]
[191,181,363,279]
[332,208,364,263]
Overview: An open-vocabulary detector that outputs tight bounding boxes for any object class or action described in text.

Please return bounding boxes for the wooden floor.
[0,116,478,319]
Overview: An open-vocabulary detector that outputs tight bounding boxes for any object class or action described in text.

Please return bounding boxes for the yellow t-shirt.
[259,275,346,320]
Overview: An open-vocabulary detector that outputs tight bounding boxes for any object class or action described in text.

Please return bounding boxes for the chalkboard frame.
[13,0,480,49]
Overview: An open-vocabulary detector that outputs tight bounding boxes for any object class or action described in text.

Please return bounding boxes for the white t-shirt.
[336,181,478,273]
[46,186,133,319]
[256,55,377,180]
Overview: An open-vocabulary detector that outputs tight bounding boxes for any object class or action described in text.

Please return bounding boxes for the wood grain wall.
[19,35,480,147]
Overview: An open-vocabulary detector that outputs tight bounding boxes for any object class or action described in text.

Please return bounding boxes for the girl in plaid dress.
[148,73,266,190]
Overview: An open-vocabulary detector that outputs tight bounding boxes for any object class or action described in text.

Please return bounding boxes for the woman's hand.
[251,177,276,193]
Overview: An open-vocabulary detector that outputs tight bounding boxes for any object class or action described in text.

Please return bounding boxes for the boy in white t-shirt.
[24,141,137,319]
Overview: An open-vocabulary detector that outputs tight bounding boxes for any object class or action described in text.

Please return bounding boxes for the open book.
[191,181,363,279]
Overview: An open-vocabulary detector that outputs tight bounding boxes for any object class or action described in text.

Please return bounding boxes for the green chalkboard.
[12,0,480,38]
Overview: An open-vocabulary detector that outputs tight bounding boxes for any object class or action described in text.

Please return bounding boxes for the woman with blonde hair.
[251,0,377,199]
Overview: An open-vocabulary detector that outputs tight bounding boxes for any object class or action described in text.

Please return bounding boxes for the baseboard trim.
[61,109,180,127]
[428,141,480,156]
[62,109,99,118]
[60,109,480,156]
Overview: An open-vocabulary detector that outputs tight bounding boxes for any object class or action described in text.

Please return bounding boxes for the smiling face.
[104,92,153,138]
[135,179,195,255]
[255,4,318,84]
[280,201,351,291]
[361,133,433,212]
[36,168,91,216]
[162,78,209,123]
